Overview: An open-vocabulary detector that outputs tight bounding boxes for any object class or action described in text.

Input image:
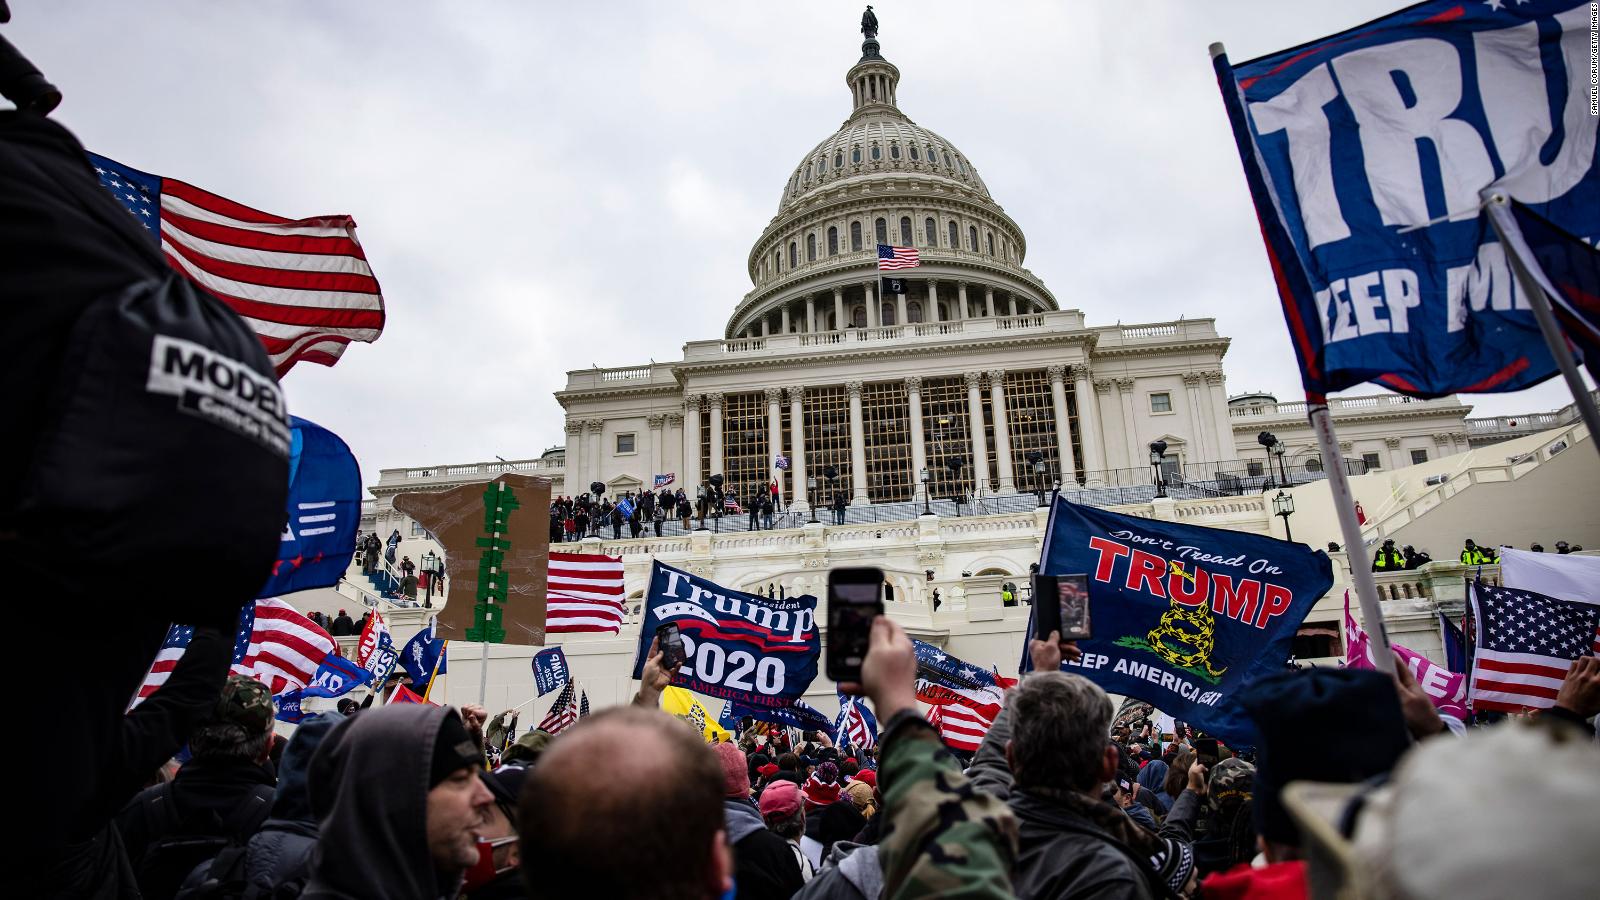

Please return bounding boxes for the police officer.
[1372,539,1404,571]
[1461,539,1487,565]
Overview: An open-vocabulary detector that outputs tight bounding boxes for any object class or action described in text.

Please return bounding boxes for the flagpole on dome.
[1484,193,1600,461]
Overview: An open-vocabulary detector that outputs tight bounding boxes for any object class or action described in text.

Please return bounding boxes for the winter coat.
[793,841,881,900]
[723,798,804,900]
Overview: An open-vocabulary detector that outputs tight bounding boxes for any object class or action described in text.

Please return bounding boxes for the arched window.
[827,226,839,256]
[969,225,979,251]
[851,146,861,164]
[835,151,845,168]
[850,221,863,251]
[908,301,924,323]
[870,144,882,161]
[874,218,888,245]
[806,233,817,261]
[924,217,936,246]
[899,216,913,246]
[890,142,901,160]
[956,156,966,174]
[882,303,896,326]
[987,233,995,256]
[804,163,812,182]
[852,305,867,328]
[929,146,940,165]
[773,249,780,272]
[948,221,959,248]
[789,241,798,268]
[909,144,920,161]
[818,154,827,173]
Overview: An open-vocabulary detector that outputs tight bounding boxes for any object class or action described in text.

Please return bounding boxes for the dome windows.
[836,150,846,168]
[969,225,979,251]
[930,146,941,165]
[789,241,798,269]
[947,221,959,248]
[889,143,901,160]
[804,163,812,183]
[850,221,863,251]
[818,154,827,174]
[987,233,995,256]
[909,144,920,161]
[827,226,839,256]
[924,217,935,247]
[956,156,966,175]
[870,143,882,161]
[874,218,888,246]
[851,146,861,164]
[899,216,912,246]
[807,233,817,262]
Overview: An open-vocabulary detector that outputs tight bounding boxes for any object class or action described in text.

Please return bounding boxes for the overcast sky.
[12,1,1588,492]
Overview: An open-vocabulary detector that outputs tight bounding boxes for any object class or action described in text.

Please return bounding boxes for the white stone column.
[805,294,817,333]
[647,414,665,483]
[865,281,879,328]
[789,386,808,509]
[1385,437,1405,471]
[1046,365,1077,482]
[1205,371,1235,461]
[1075,368,1107,479]
[928,280,941,323]
[682,395,702,491]
[780,305,790,334]
[707,392,725,481]
[1181,373,1208,463]
[765,388,784,493]
[760,317,770,337]
[906,376,927,504]
[565,420,585,495]
[666,412,684,486]
[955,283,968,321]
[1116,379,1139,469]
[984,287,995,318]
[1007,295,1017,317]
[833,288,845,331]
[965,371,991,495]
[585,419,605,493]
[846,381,869,504]
[895,291,907,328]
[989,369,1016,493]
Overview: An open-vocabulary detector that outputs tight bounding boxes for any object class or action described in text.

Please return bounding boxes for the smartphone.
[827,567,885,682]
[1031,573,1093,642]
[1194,737,1220,767]
[656,622,687,670]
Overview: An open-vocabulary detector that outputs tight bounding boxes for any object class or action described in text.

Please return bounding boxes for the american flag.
[878,243,921,271]
[933,698,1001,752]
[135,598,336,703]
[88,153,385,375]
[546,552,626,634]
[537,680,582,734]
[1469,580,1600,713]
[833,695,878,750]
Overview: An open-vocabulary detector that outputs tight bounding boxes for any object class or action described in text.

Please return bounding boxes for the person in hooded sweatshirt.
[713,740,804,900]
[301,704,494,900]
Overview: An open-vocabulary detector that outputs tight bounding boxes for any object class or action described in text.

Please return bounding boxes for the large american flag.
[1469,580,1600,713]
[878,243,921,271]
[546,552,626,634]
[135,598,337,703]
[537,680,587,734]
[833,695,878,750]
[88,153,385,375]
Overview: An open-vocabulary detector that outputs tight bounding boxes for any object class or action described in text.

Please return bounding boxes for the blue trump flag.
[258,416,362,598]
[299,655,373,700]
[401,622,448,695]
[631,561,819,709]
[1214,1,1598,398]
[274,692,309,724]
[532,647,570,696]
[723,697,834,733]
[1496,198,1600,374]
[1028,498,1331,746]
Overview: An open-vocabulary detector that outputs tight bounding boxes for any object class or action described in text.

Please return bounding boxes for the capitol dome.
[728,18,1056,339]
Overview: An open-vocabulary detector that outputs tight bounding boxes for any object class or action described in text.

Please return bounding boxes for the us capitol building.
[327,17,1594,716]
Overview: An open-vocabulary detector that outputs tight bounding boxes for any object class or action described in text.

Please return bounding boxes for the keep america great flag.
[88,153,385,375]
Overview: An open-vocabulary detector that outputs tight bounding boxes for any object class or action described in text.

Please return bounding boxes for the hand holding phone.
[656,623,687,670]
[1032,573,1093,642]
[827,567,885,683]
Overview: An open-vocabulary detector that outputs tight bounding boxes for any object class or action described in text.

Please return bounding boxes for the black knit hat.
[430,710,482,787]
[1237,668,1410,845]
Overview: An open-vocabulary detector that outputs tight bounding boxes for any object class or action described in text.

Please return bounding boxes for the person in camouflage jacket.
[845,615,1019,899]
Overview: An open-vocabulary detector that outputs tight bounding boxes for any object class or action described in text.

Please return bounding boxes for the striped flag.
[833,694,878,750]
[934,698,1000,753]
[87,153,385,376]
[1469,579,1600,713]
[136,598,336,702]
[546,552,626,634]
[877,243,920,271]
[537,681,581,734]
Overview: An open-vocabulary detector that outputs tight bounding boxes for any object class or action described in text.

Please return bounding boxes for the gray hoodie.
[793,840,882,900]
[302,704,464,900]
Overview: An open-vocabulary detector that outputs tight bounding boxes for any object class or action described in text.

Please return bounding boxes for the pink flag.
[1343,592,1469,719]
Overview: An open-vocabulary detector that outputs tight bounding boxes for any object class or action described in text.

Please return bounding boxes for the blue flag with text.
[257,416,362,598]
[401,622,448,695]
[631,561,819,709]
[532,646,570,696]
[1029,498,1331,745]
[1214,0,1598,398]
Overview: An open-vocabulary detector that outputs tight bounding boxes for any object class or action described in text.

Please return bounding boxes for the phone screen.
[1054,574,1092,641]
[827,571,883,682]
[1194,737,1219,766]
[656,623,686,669]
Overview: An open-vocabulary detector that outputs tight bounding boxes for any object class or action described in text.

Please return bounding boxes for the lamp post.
[709,473,724,534]
[421,550,438,607]
[807,476,818,524]
[1256,432,1278,489]
[1025,450,1047,507]
[823,465,838,525]
[919,467,932,516]
[1149,440,1168,499]
[1272,440,1289,487]
[1273,489,1296,542]
[945,455,965,516]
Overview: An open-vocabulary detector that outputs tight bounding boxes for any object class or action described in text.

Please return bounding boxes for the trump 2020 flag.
[631,561,819,709]
[1213,1,1598,398]
[532,646,570,696]
[1032,498,1331,746]
[258,416,361,598]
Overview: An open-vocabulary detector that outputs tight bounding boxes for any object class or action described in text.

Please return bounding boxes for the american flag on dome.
[877,243,920,271]
[538,680,582,735]
[134,598,336,704]
[1468,579,1600,713]
[87,153,386,376]
[546,552,626,634]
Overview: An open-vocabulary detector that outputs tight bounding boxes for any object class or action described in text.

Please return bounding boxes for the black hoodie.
[303,704,465,900]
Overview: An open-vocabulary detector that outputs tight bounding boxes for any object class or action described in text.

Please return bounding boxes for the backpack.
[175,839,310,900]
[136,782,274,900]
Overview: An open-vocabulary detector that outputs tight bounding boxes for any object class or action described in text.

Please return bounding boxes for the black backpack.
[135,782,274,900]
[176,839,310,900]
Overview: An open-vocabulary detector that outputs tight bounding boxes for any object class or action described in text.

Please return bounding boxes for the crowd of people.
[547,480,813,543]
[1370,536,1586,572]
[56,611,1595,900]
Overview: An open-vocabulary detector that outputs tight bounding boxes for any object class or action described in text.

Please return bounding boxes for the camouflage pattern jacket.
[877,710,1019,899]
